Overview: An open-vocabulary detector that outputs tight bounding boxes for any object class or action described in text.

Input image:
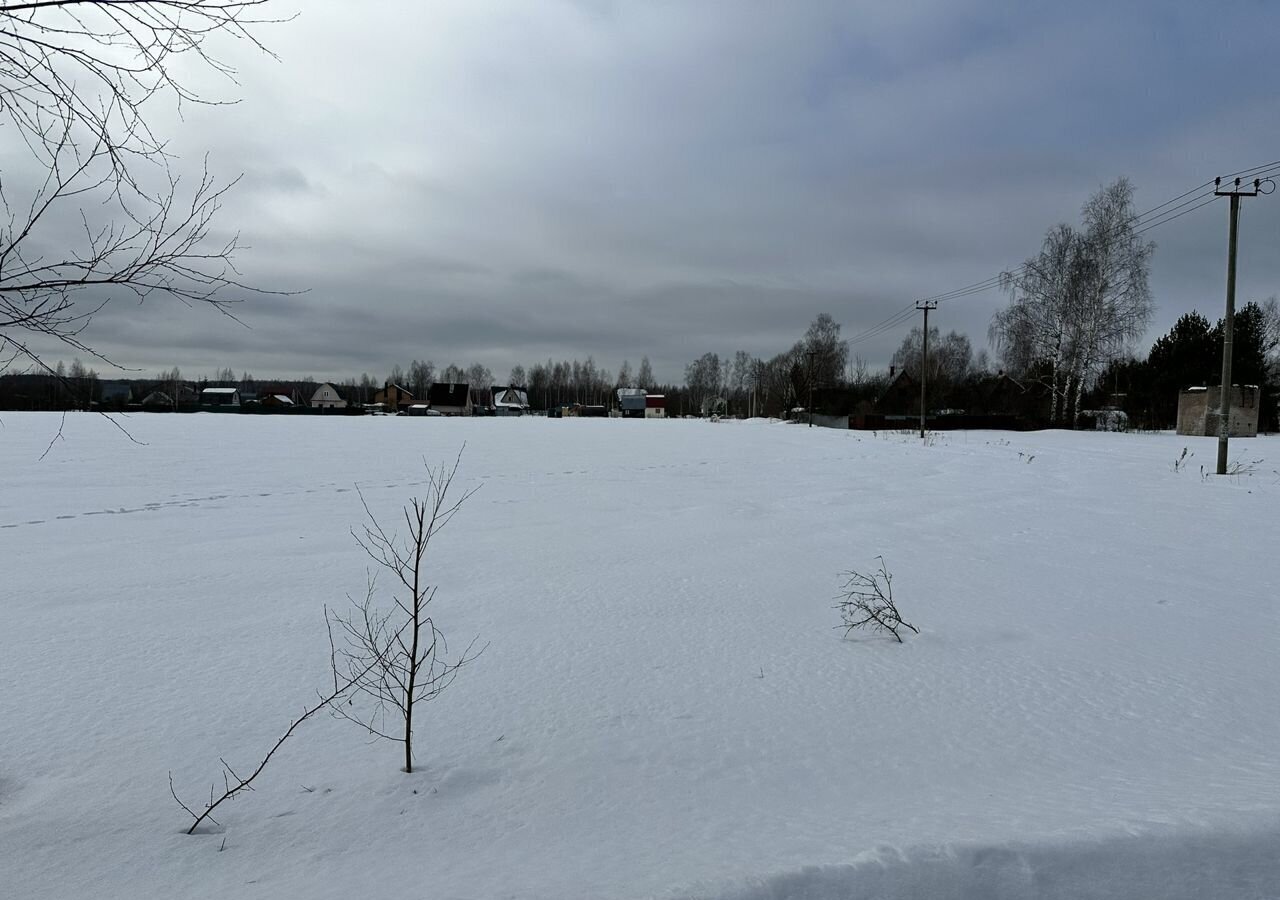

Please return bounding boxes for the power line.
[845,159,1280,349]
[1133,193,1222,236]
[846,305,918,347]
[1220,159,1280,181]
[917,182,1229,306]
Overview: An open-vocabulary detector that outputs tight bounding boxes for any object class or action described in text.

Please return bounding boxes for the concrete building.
[1176,385,1259,437]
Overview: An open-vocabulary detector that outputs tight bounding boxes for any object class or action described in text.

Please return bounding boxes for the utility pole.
[1212,176,1262,475]
[916,301,936,439]
[806,349,817,427]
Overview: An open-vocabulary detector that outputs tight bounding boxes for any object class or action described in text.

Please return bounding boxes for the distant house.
[142,382,198,409]
[618,388,647,419]
[97,381,133,409]
[374,382,414,412]
[200,387,240,407]
[494,386,530,416]
[141,390,174,409]
[645,394,666,418]
[875,369,921,417]
[176,383,197,406]
[427,382,470,416]
[311,383,347,409]
[259,393,295,409]
[969,372,1028,417]
[257,385,299,406]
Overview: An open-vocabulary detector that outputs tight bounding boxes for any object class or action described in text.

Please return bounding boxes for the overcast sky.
[25,0,1280,384]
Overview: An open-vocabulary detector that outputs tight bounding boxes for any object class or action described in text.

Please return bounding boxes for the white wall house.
[310,383,347,409]
[494,386,530,415]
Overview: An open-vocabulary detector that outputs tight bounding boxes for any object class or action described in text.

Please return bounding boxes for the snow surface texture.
[1,414,1277,900]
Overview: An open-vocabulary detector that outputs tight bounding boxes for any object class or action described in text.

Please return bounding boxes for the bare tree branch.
[171,636,396,835]
[0,1,291,372]
[834,556,918,643]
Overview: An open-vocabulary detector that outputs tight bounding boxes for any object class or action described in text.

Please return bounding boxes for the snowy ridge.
[685,826,1280,900]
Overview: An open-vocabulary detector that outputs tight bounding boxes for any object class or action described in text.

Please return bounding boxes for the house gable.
[427,382,470,410]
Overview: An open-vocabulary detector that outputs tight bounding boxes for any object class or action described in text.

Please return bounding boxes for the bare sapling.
[835,556,918,643]
[327,451,484,773]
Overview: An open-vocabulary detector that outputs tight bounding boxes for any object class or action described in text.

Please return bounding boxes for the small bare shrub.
[1225,457,1264,477]
[835,557,918,643]
[1172,447,1193,473]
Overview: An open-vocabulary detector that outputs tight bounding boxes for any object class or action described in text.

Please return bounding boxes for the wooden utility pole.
[1212,177,1260,475]
[916,301,936,439]
[806,349,817,427]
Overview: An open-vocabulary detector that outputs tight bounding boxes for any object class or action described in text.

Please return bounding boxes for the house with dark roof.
[875,369,921,417]
[200,386,240,407]
[427,382,470,416]
[618,388,646,418]
[259,392,296,409]
[96,381,133,410]
[374,382,414,412]
[141,390,174,409]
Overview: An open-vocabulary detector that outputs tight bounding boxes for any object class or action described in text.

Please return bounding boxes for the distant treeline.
[4,299,1276,429]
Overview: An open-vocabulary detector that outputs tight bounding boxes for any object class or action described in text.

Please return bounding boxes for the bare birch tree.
[636,356,654,391]
[1067,180,1156,421]
[991,224,1088,424]
[892,327,973,396]
[684,351,722,414]
[991,179,1154,425]
[801,313,849,389]
[0,1,283,373]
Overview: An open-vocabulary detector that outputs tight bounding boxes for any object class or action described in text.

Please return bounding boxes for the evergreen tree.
[1145,311,1217,427]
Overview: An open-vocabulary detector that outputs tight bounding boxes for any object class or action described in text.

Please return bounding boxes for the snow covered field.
[1,413,1277,899]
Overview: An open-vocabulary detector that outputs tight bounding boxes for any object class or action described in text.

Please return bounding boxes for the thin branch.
[172,636,398,835]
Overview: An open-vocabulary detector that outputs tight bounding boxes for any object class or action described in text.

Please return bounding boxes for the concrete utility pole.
[916,301,937,439]
[1212,176,1262,475]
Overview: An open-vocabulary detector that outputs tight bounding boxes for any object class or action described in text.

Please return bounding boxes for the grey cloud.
[15,0,1280,383]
